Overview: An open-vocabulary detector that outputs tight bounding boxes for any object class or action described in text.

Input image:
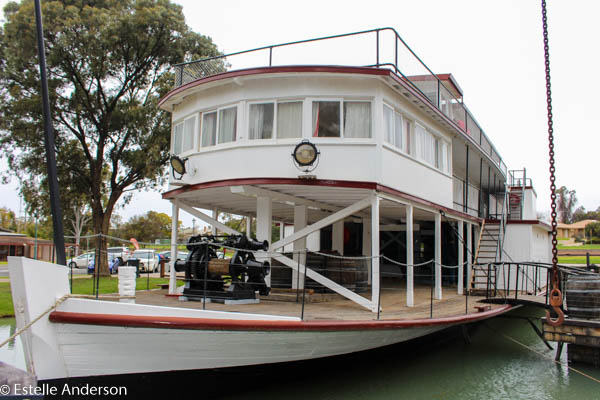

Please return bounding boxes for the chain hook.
[545,286,564,326]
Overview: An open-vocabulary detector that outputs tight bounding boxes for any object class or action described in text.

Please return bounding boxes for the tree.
[0,206,17,231]
[0,0,221,274]
[556,186,577,224]
[120,211,171,244]
[584,222,600,243]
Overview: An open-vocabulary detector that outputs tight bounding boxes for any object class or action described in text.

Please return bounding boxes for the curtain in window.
[404,120,412,155]
[441,142,449,173]
[277,102,302,138]
[182,116,195,152]
[249,103,274,139]
[173,123,183,154]
[394,112,403,149]
[344,102,371,138]
[201,112,217,147]
[383,105,393,144]
[415,124,435,166]
[218,107,237,143]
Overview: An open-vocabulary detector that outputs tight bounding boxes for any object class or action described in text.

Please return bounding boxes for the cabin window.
[172,122,183,154]
[415,123,436,166]
[344,101,371,138]
[383,105,405,150]
[172,116,196,154]
[405,119,413,155]
[218,106,237,143]
[277,101,303,138]
[201,112,217,147]
[439,141,450,173]
[312,101,340,137]
[249,103,274,140]
[182,116,196,153]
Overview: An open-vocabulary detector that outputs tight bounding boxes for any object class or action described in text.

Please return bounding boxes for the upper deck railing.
[173,28,507,178]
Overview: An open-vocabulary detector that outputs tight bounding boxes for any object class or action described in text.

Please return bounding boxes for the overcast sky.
[1,0,598,228]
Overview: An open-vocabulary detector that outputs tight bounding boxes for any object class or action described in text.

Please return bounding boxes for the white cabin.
[159,28,550,310]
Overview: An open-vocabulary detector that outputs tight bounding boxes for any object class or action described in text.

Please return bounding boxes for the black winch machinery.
[174,234,271,302]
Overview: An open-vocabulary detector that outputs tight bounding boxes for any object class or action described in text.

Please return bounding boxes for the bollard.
[118,266,136,303]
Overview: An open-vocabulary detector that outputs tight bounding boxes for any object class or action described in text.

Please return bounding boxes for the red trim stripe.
[49,305,512,332]
[161,177,481,224]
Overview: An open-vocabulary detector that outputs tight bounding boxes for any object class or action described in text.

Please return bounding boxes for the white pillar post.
[457,221,464,295]
[279,222,284,240]
[212,208,218,236]
[371,195,380,312]
[434,212,442,300]
[292,205,307,289]
[466,223,473,292]
[169,201,179,295]
[256,197,272,287]
[332,220,344,255]
[406,205,414,307]
[246,216,252,238]
[362,217,371,257]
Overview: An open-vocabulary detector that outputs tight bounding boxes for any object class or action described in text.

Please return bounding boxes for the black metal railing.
[172,27,507,177]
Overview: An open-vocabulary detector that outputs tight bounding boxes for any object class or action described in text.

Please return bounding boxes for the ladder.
[470,191,508,295]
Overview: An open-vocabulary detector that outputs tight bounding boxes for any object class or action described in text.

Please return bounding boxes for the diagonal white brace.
[270,195,374,251]
[177,201,241,236]
[272,254,375,311]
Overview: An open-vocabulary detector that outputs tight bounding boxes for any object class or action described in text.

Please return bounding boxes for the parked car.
[107,247,132,262]
[68,252,94,269]
[158,250,189,273]
[130,250,160,273]
[87,253,121,275]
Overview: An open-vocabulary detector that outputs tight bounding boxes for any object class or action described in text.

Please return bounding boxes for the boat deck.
[134,283,507,321]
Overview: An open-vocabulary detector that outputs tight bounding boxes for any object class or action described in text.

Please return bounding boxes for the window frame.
[171,113,198,156]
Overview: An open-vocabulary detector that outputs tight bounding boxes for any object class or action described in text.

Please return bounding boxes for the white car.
[130,250,160,272]
[107,247,132,262]
[68,252,94,269]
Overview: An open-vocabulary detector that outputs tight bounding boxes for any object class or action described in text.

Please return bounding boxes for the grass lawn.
[0,261,7,265]
[0,276,183,318]
[557,244,600,249]
[558,256,600,264]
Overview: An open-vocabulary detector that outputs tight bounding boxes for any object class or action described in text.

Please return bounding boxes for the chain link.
[542,0,564,323]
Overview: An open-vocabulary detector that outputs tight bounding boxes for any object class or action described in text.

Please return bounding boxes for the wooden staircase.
[470,220,501,295]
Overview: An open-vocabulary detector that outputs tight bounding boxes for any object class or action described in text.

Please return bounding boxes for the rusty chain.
[542,0,564,326]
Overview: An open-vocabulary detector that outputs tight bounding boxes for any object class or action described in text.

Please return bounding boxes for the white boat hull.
[9,257,512,381]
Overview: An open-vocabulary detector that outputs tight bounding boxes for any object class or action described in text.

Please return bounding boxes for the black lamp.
[292,140,320,173]
[170,155,188,179]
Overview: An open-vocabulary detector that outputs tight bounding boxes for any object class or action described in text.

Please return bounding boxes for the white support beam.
[169,201,179,295]
[362,217,371,258]
[178,202,241,236]
[273,254,374,311]
[271,195,373,251]
[292,205,307,289]
[371,195,380,310]
[246,216,252,238]
[458,221,464,295]
[332,220,344,255]
[212,208,218,236]
[434,212,442,300]
[406,204,414,307]
[256,197,272,287]
[467,223,473,290]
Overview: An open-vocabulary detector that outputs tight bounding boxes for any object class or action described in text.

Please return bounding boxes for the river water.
[1,307,599,399]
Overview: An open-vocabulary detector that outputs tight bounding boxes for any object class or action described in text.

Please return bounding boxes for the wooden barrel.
[566,274,600,320]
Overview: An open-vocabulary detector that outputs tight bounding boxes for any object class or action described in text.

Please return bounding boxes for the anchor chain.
[542,0,564,327]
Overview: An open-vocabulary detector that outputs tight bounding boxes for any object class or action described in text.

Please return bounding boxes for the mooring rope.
[485,323,600,385]
[0,293,135,349]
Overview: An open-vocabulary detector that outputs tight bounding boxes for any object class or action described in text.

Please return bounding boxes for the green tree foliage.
[0,206,17,231]
[119,211,172,244]
[584,222,600,243]
[0,0,221,274]
[572,206,600,223]
[556,186,577,224]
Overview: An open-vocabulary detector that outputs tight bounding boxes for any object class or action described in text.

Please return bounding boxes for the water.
[1,308,599,399]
